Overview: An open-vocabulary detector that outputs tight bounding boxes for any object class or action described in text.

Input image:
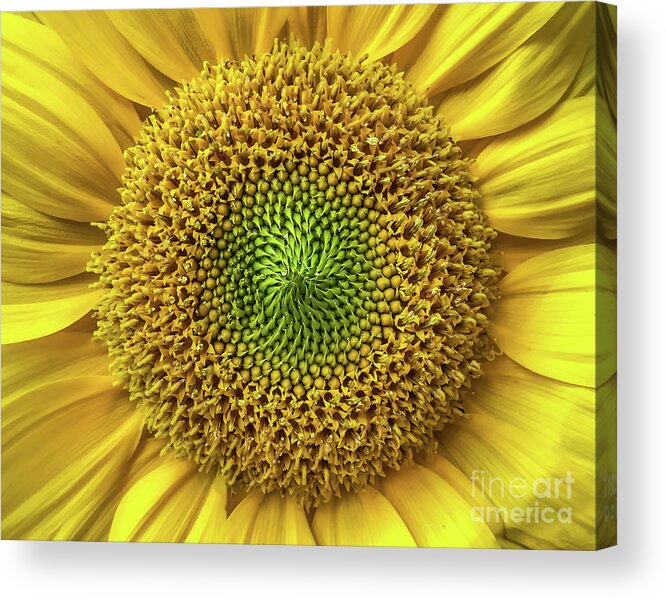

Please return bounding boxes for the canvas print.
[1,2,617,549]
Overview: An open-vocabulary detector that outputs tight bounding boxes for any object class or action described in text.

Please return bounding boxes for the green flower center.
[90,41,499,506]
[195,176,385,393]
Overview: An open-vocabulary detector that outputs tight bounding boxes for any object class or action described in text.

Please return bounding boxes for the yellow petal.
[437,3,593,140]
[495,232,597,274]
[38,10,171,108]
[597,4,617,121]
[107,9,216,82]
[4,14,141,147]
[491,244,616,387]
[13,12,41,23]
[406,2,562,96]
[598,96,617,240]
[595,377,617,548]
[468,357,596,448]
[376,463,499,548]
[109,458,226,543]
[567,34,595,99]
[249,493,315,545]
[58,437,164,542]
[219,491,264,543]
[184,481,229,544]
[418,454,505,539]
[2,328,108,406]
[194,7,289,61]
[2,194,103,284]
[2,28,124,222]
[440,357,597,549]
[222,491,315,545]
[2,274,100,344]
[2,376,144,540]
[475,96,595,239]
[287,6,326,47]
[312,487,416,547]
[499,538,526,550]
[326,4,435,61]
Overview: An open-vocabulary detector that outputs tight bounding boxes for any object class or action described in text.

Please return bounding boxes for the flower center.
[90,41,499,506]
[196,182,380,389]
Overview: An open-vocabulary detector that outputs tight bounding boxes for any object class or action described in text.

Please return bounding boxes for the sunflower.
[1,3,616,549]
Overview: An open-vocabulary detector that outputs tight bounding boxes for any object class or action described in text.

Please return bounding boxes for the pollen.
[89,41,500,506]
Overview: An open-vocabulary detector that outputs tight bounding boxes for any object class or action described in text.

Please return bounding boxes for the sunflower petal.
[4,14,141,146]
[567,35,595,99]
[1,28,124,222]
[595,377,617,548]
[222,491,315,545]
[440,357,597,549]
[312,487,416,547]
[219,491,264,543]
[2,376,144,540]
[376,463,499,548]
[2,274,100,344]
[57,438,164,542]
[326,4,435,61]
[184,481,229,544]
[107,9,216,82]
[495,232,596,274]
[109,457,226,543]
[418,454,505,539]
[2,195,103,284]
[2,329,108,406]
[467,357,595,447]
[597,4,617,121]
[13,12,41,23]
[194,7,289,61]
[475,96,595,239]
[287,6,326,47]
[499,538,527,550]
[37,10,171,107]
[491,244,616,387]
[598,97,617,240]
[249,493,316,545]
[437,2,593,140]
[406,2,561,96]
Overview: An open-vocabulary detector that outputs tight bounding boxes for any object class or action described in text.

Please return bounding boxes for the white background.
[1,0,663,597]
